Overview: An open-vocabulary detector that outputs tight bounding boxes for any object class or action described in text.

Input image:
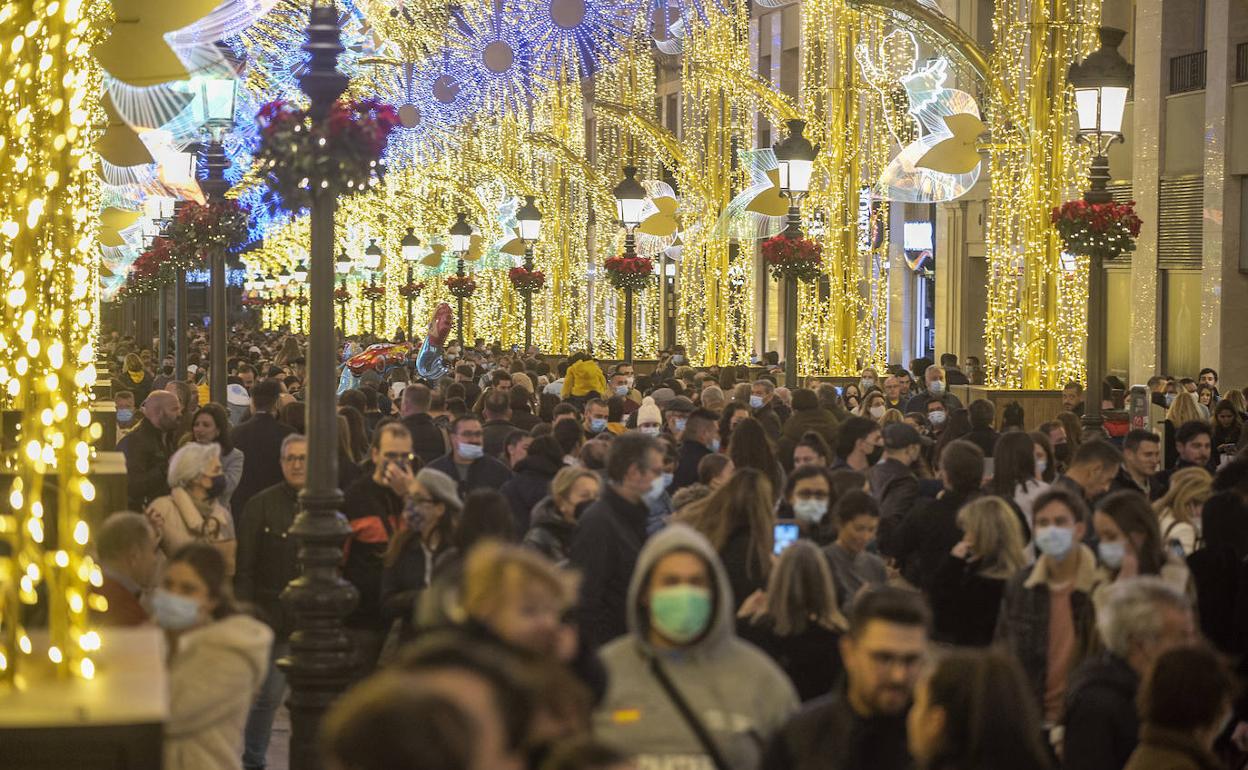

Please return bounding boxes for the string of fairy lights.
[0,0,110,682]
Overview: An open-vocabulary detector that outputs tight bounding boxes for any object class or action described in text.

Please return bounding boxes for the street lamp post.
[145,195,176,365]
[172,201,189,380]
[613,166,646,363]
[516,195,542,352]
[401,227,421,337]
[363,238,382,336]
[292,260,309,332]
[198,73,237,406]
[277,3,358,769]
[773,119,819,388]
[335,249,351,334]
[450,212,473,346]
[1068,27,1132,435]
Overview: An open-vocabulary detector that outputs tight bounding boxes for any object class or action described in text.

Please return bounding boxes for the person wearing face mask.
[380,467,462,642]
[185,403,245,510]
[113,389,140,443]
[568,433,667,649]
[525,466,602,564]
[1061,578,1196,770]
[636,397,664,437]
[905,365,963,414]
[595,524,799,770]
[783,466,835,541]
[867,424,923,545]
[147,442,238,576]
[669,409,720,496]
[994,488,1099,731]
[582,398,611,440]
[750,379,785,441]
[664,396,696,443]
[858,367,879,396]
[832,416,884,472]
[609,369,641,415]
[155,543,272,770]
[1092,491,1191,596]
[738,541,848,702]
[428,415,513,500]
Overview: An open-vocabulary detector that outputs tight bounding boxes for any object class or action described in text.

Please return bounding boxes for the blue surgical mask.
[116,408,134,424]
[708,438,721,453]
[929,409,947,426]
[457,442,484,460]
[929,380,945,395]
[150,587,202,631]
[860,378,875,392]
[749,395,765,409]
[674,418,687,433]
[672,355,686,365]
[615,385,630,397]
[644,474,667,503]
[1098,540,1126,570]
[1036,459,1048,476]
[1165,393,1176,407]
[590,417,608,433]
[793,498,828,524]
[640,425,661,436]
[1035,525,1075,561]
[661,472,674,489]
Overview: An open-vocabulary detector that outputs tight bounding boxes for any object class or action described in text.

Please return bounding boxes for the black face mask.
[1054,443,1071,463]
[867,446,884,465]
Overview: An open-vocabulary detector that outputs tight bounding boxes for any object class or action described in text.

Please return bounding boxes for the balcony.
[1170,50,1207,94]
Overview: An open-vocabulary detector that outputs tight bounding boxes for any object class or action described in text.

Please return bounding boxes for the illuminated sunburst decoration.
[358,0,473,61]
[509,0,642,79]
[359,56,480,167]
[445,4,546,115]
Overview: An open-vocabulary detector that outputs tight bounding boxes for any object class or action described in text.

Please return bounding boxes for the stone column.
[1128,0,1164,384]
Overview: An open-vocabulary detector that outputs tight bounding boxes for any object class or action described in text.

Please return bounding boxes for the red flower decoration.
[398,281,426,299]
[1050,200,1141,261]
[362,285,386,301]
[509,267,546,294]
[761,235,823,282]
[446,275,477,298]
[333,287,352,305]
[603,255,653,292]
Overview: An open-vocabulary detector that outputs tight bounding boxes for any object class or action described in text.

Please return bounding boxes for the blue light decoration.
[184,268,250,286]
[445,3,547,116]
[361,53,482,169]
[507,0,643,80]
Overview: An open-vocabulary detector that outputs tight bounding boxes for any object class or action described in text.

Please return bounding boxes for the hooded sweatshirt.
[595,525,800,770]
[166,613,273,770]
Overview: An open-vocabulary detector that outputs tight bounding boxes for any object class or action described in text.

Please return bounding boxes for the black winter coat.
[669,440,712,495]
[737,617,844,702]
[426,453,513,501]
[889,490,976,591]
[121,418,175,510]
[929,553,1007,646]
[1062,653,1140,770]
[229,413,296,517]
[567,485,650,649]
[233,481,300,638]
[720,526,767,610]
[481,418,518,459]
[523,497,576,564]
[761,689,913,770]
[500,453,562,532]
[777,407,841,469]
[401,413,450,467]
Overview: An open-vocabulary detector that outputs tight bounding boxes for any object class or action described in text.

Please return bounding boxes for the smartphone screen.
[773,521,800,556]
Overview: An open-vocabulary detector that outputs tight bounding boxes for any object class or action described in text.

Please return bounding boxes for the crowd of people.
[98,326,1248,770]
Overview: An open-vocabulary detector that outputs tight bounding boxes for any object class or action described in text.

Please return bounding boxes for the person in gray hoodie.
[594,524,799,770]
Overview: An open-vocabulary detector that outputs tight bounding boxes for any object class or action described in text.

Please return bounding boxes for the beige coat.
[147,486,237,575]
[165,614,273,770]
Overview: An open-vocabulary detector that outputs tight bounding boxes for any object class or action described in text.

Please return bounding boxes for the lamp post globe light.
[772,119,820,387]
[363,238,383,335]
[277,3,358,768]
[292,260,309,330]
[196,71,238,406]
[401,227,421,337]
[612,165,646,363]
[1068,26,1132,434]
[450,212,473,346]
[516,195,542,351]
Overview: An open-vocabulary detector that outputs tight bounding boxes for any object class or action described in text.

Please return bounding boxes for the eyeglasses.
[282,454,308,464]
[382,451,416,463]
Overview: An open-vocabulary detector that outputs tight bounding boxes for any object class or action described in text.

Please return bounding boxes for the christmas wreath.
[254,97,400,212]
[603,255,652,292]
[361,285,386,301]
[446,275,477,298]
[333,287,352,305]
[1050,200,1142,261]
[124,239,173,295]
[761,234,823,282]
[398,281,425,299]
[509,266,546,294]
[165,200,250,269]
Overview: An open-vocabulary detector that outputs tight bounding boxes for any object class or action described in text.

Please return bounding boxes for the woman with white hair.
[147,442,237,576]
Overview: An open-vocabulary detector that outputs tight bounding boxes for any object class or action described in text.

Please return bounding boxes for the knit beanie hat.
[637,396,662,425]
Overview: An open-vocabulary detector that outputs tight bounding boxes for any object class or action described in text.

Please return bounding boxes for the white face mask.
[640,425,661,436]
[928,410,947,426]
[792,498,828,524]
[869,405,885,419]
